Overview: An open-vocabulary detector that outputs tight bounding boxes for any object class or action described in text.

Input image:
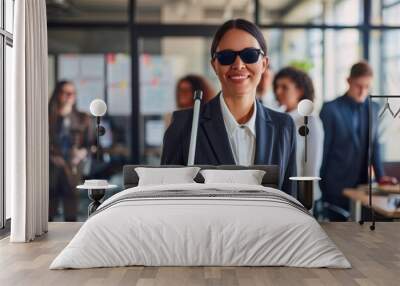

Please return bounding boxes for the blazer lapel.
[254,100,274,164]
[201,94,235,164]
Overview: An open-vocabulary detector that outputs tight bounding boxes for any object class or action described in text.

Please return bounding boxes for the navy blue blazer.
[161,94,297,196]
[319,94,384,208]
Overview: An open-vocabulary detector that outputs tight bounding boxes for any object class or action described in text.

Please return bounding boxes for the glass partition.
[262,28,361,110]
[138,37,216,164]
[260,0,361,25]
[370,30,400,162]
[136,0,253,23]
[48,29,131,221]
[46,0,128,23]
[372,0,400,26]
[44,0,400,223]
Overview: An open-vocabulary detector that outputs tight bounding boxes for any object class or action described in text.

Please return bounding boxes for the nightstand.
[290,176,321,210]
[77,181,118,216]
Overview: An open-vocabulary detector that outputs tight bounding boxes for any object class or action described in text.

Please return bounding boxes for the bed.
[50,165,350,269]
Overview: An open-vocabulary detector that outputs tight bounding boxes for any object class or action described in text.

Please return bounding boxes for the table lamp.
[90,99,107,161]
[290,99,320,210]
[297,99,313,163]
[76,99,113,216]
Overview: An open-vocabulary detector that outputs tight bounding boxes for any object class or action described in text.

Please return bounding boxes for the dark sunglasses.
[213,48,265,65]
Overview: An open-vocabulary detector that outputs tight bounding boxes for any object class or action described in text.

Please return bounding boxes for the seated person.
[161,19,297,196]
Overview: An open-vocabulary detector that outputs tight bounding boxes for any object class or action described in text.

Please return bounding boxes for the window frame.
[1,0,13,232]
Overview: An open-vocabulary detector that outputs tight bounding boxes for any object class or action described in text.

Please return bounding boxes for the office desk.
[343,187,400,221]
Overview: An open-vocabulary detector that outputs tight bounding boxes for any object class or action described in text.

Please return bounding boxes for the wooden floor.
[1,222,399,286]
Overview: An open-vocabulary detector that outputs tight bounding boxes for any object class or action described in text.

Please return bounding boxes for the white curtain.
[8,0,49,242]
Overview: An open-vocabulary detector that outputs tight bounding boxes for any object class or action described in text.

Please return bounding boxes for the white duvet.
[50,183,351,269]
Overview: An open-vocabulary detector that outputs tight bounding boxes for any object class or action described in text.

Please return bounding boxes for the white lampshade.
[90,99,107,117]
[298,99,314,116]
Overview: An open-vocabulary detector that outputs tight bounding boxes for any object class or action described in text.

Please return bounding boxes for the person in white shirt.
[273,67,324,203]
[219,92,256,166]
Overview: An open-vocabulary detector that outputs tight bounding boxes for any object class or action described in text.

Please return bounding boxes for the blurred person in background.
[273,66,324,209]
[176,74,216,109]
[48,80,94,221]
[165,74,216,127]
[319,61,397,221]
[256,67,280,110]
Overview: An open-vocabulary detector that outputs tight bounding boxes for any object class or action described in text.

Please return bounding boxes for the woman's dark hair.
[273,67,315,102]
[48,80,77,137]
[176,74,215,107]
[49,80,77,111]
[210,19,267,58]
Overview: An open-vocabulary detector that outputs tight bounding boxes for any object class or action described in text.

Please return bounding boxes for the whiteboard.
[139,54,176,115]
[106,54,131,116]
[58,54,105,113]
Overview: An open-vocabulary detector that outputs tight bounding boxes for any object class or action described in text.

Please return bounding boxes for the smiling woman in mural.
[48,19,352,271]
[161,19,297,196]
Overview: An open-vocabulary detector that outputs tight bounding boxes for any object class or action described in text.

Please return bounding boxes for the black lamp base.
[290,177,320,210]
[296,180,314,210]
[88,189,106,216]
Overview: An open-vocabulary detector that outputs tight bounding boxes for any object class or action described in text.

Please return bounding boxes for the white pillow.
[200,169,266,185]
[135,167,201,186]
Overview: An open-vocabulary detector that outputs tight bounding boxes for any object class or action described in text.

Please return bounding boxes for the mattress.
[50,183,351,269]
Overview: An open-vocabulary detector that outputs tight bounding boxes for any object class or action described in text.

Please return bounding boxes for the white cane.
[187,90,203,166]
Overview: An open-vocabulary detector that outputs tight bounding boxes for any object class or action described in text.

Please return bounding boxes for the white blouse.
[220,95,256,166]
